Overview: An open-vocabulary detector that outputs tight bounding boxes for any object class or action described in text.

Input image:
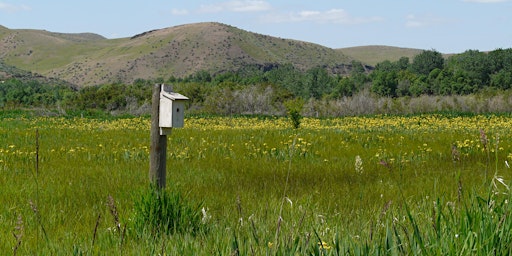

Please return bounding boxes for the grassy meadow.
[2,113,512,254]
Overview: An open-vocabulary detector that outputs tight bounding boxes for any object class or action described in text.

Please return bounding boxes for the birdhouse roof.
[161,91,189,101]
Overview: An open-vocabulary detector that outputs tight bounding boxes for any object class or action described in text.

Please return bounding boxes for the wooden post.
[150,84,167,188]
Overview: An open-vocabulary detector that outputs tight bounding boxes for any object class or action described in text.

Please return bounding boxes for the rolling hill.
[0,22,356,87]
[338,45,424,66]
[0,59,74,87]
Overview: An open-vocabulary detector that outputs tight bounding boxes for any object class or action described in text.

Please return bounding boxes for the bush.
[284,98,304,129]
[132,185,206,237]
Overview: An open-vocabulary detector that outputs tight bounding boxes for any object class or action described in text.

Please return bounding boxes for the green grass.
[339,45,424,66]
[1,114,512,254]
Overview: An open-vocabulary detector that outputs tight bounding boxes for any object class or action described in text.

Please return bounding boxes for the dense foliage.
[0,79,75,109]
[171,48,512,99]
[370,48,512,97]
[2,48,512,115]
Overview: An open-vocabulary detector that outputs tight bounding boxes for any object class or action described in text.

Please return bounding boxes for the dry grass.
[301,91,512,117]
[1,22,352,87]
[338,45,424,66]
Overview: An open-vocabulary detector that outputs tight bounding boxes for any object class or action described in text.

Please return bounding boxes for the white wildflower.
[285,197,293,208]
[493,175,509,194]
[201,207,211,224]
[355,155,363,174]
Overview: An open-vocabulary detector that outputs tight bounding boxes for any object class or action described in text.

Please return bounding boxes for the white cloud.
[0,2,31,12]
[198,0,271,13]
[405,14,424,28]
[462,0,509,3]
[263,9,382,24]
[405,14,449,28]
[171,8,189,16]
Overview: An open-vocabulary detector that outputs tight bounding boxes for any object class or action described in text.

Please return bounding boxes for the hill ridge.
[0,22,421,87]
[338,45,424,66]
[0,22,359,87]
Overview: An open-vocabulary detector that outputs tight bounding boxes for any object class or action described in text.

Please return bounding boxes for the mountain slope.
[1,22,353,87]
[339,45,424,66]
[0,59,75,87]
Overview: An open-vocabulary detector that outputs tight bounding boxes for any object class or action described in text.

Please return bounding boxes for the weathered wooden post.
[150,84,166,188]
[149,84,188,188]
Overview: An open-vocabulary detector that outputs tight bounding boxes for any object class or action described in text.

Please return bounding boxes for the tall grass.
[1,114,512,254]
[132,184,205,237]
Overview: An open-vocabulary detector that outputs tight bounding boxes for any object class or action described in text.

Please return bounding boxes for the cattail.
[92,213,101,247]
[13,214,23,256]
[379,159,391,170]
[236,194,243,226]
[107,195,120,231]
[379,200,392,222]
[29,199,49,243]
[451,144,460,162]
[480,129,488,150]
[29,200,38,214]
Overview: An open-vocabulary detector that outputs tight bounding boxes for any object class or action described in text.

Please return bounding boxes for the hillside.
[0,22,353,87]
[0,59,74,87]
[339,45,424,66]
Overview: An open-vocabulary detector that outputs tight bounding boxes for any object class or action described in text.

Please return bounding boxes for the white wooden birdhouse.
[159,84,189,135]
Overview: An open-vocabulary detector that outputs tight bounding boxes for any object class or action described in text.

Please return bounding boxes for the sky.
[0,0,511,53]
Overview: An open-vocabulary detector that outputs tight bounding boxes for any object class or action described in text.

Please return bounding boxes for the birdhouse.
[159,84,189,135]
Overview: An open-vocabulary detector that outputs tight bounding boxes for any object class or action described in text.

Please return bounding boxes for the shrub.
[132,185,206,237]
[284,98,304,129]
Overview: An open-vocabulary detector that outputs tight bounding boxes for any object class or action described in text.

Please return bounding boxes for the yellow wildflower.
[318,241,331,250]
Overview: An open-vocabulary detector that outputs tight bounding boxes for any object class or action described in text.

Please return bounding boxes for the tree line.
[370,48,512,97]
[1,48,512,115]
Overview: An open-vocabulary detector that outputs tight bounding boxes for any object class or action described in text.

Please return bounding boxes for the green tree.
[304,67,335,99]
[264,64,305,97]
[190,70,212,83]
[445,50,490,93]
[488,48,512,73]
[350,60,370,88]
[428,68,453,95]
[396,57,410,70]
[488,48,512,90]
[371,70,398,97]
[411,49,444,76]
[331,77,356,98]
[396,70,417,96]
[374,60,399,73]
[491,69,512,90]
[408,75,429,96]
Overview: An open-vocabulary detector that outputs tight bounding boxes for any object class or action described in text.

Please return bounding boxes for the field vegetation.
[0,24,512,255]
[3,23,512,254]
[2,47,512,117]
[2,113,512,254]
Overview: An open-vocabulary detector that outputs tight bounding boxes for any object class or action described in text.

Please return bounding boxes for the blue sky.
[0,0,511,53]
